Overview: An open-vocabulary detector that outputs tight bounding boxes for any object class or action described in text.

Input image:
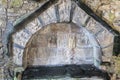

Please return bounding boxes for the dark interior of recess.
[22,64,110,80]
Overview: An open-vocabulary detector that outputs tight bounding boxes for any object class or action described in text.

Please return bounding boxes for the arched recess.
[11,0,102,67]
[22,23,101,68]
[0,0,117,80]
[1,0,117,79]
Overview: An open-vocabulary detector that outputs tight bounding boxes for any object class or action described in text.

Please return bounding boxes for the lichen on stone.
[109,12,115,22]
[82,0,120,32]
[112,56,120,75]
[10,0,23,8]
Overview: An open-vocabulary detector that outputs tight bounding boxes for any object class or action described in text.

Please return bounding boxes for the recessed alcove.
[23,23,101,68]
[3,0,117,79]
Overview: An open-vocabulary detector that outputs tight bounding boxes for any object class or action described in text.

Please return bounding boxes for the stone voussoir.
[38,5,57,27]
[86,17,115,61]
[72,3,90,27]
[58,0,71,22]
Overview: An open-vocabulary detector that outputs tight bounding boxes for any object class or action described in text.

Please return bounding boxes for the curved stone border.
[2,0,118,66]
[11,0,102,67]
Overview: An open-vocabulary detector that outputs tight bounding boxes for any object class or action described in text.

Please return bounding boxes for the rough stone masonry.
[0,0,120,80]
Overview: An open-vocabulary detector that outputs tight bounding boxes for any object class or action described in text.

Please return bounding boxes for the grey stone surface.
[0,8,6,77]
[0,17,6,32]
[86,17,115,62]
[96,29,114,48]
[12,30,31,47]
[25,18,42,34]
[13,18,41,48]
[96,29,114,58]
[2,22,13,46]
[102,45,113,58]
[75,33,90,47]
[72,3,90,26]
[13,47,24,65]
[83,0,120,33]
[58,0,71,22]
[86,18,104,35]
[10,0,103,68]
[39,5,57,26]
[0,0,117,79]
[0,68,4,79]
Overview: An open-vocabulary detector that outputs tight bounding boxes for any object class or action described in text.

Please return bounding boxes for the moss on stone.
[1,0,7,7]
[112,56,120,74]
[2,0,7,4]
[10,0,23,8]
[109,12,115,22]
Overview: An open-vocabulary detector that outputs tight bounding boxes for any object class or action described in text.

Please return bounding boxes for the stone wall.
[0,0,47,79]
[82,0,120,32]
[0,0,119,80]
[11,1,103,67]
[81,0,120,79]
[10,1,114,80]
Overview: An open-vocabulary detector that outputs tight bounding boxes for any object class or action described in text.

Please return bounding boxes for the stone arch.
[5,0,116,68]
[11,0,102,67]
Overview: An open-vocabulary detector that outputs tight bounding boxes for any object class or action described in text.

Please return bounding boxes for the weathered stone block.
[0,68,4,79]
[86,18,104,35]
[96,29,114,48]
[86,17,115,60]
[102,45,114,58]
[39,5,57,26]
[25,18,42,34]
[96,29,114,59]
[58,0,71,22]
[76,33,90,47]
[12,29,32,47]
[72,4,89,26]
[0,17,6,30]
[13,47,24,65]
